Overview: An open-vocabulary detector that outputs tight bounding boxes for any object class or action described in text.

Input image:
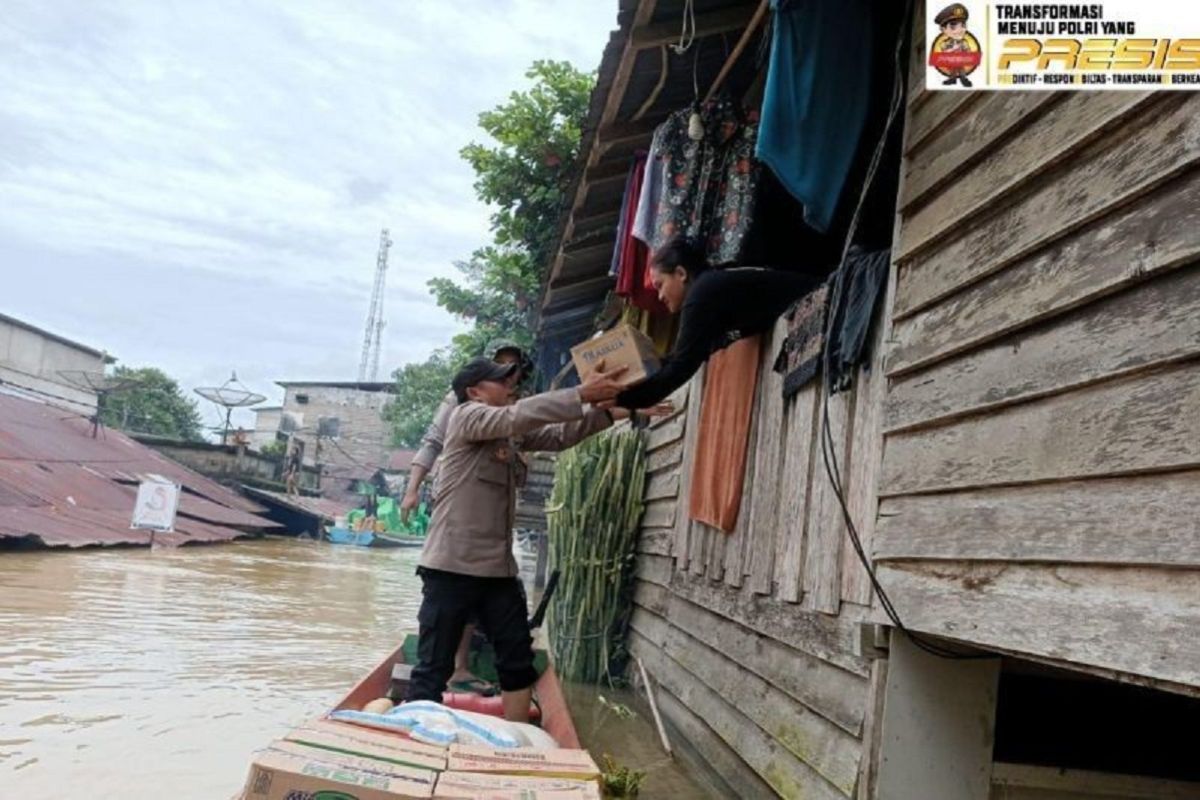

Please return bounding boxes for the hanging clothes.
[614,153,669,315]
[826,247,890,393]
[608,156,643,278]
[773,279,830,398]
[688,335,762,533]
[756,0,875,234]
[643,98,762,267]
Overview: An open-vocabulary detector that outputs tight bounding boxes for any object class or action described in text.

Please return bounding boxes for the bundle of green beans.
[546,428,647,684]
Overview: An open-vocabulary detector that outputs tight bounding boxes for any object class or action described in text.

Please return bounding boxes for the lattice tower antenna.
[358,228,393,382]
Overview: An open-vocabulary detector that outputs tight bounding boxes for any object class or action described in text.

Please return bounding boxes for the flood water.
[0,539,713,798]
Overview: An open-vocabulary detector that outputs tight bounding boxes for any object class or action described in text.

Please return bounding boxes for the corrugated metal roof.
[240,486,348,523]
[0,393,279,548]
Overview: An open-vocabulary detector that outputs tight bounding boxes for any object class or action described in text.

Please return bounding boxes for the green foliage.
[600,754,646,799]
[383,350,464,448]
[100,366,204,441]
[259,439,287,459]
[391,60,594,445]
[547,429,647,684]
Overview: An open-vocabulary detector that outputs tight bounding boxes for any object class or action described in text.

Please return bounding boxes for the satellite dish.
[194,372,267,445]
[58,370,141,438]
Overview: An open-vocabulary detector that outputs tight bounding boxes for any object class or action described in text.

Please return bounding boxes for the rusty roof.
[0,393,279,548]
[240,485,348,524]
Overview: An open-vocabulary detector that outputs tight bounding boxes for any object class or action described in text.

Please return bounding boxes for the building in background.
[276,380,396,503]
[249,405,283,451]
[0,312,113,416]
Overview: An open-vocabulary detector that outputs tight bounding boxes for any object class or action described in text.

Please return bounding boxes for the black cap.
[453,357,519,402]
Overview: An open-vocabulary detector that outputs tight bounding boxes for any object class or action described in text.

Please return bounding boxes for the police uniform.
[935,3,973,87]
[405,363,612,703]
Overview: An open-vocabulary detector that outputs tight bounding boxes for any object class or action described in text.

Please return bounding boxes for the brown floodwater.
[0,538,713,798]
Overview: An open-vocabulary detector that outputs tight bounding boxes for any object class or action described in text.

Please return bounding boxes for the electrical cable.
[816,0,996,661]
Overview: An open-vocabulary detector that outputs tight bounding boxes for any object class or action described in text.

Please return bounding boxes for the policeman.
[404,357,629,722]
[935,3,974,87]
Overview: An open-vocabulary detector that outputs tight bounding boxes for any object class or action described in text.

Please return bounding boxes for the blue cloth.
[756,0,874,233]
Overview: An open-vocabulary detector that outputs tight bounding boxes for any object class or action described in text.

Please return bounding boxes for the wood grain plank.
[803,388,854,614]
[898,92,1153,260]
[646,437,684,473]
[888,170,1200,381]
[632,578,669,616]
[842,266,894,606]
[629,626,850,800]
[674,371,705,568]
[654,595,869,738]
[650,614,864,795]
[637,526,674,557]
[629,634,782,800]
[646,411,686,450]
[886,263,1200,433]
[854,658,889,800]
[882,362,1200,496]
[900,93,1061,212]
[746,318,787,593]
[775,386,820,602]
[635,552,673,587]
[894,93,1200,320]
[876,559,1200,689]
[874,471,1200,567]
[666,567,872,678]
[644,470,680,502]
[641,498,676,529]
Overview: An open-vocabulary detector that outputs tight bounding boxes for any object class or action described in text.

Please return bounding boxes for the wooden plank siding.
[879,42,1200,696]
[625,301,887,797]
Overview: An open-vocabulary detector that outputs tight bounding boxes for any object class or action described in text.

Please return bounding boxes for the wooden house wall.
[629,310,891,799]
[876,5,1200,692]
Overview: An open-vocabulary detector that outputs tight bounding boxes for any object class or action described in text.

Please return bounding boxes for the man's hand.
[399,490,419,524]
[578,361,629,405]
[641,401,675,419]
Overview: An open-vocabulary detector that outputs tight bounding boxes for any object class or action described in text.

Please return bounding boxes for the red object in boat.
[441,691,541,721]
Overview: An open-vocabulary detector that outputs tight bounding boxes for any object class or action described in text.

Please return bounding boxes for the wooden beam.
[631,5,759,50]
[704,0,769,102]
[542,0,660,306]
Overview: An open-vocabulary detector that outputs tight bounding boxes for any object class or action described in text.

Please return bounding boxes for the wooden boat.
[331,635,580,749]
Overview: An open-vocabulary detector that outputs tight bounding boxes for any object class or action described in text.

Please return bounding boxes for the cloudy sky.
[0,1,614,433]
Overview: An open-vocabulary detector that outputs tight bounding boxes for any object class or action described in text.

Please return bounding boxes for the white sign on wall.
[131,475,181,532]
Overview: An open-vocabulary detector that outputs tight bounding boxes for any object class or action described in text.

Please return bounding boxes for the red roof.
[0,393,279,548]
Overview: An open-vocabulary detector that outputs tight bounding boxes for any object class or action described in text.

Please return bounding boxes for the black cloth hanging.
[825,247,890,393]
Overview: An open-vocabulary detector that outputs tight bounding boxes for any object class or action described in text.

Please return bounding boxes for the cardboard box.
[242,746,435,800]
[447,746,600,782]
[569,324,661,387]
[288,719,447,772]
[433,770,602,799]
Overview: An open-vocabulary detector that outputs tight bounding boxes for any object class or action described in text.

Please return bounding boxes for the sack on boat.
[331,701,559,750]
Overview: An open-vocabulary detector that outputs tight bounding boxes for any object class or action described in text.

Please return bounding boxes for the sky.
[0,1,615,434]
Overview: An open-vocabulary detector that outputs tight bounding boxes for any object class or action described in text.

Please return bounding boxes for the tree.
[389,60,594,444]
[428,59,594,356]
[383,350,464,448]
[100,366,205,441]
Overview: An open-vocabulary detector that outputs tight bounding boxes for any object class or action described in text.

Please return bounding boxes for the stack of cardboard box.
[239,719,603,800]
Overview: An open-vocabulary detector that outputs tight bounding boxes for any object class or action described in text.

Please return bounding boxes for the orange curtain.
[688,336,761,533]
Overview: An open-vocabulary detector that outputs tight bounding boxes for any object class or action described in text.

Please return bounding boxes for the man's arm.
[520,407,613,452]
[402,391,455,518]
[453,389,592,443]
[411,391,455,473]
